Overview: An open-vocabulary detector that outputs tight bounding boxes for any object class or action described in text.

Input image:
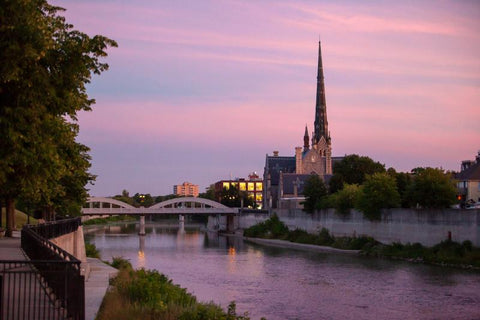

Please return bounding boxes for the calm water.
[85,222,480,320]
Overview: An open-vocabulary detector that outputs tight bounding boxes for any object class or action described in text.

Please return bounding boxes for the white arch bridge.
[81,197,240,234]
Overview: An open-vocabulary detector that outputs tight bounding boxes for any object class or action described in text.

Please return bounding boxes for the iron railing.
[27,217,82,240]
[0,260,82,320]
[0,218,85,320]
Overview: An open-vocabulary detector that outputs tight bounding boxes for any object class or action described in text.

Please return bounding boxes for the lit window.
[256,182,263,191]
[248,182,254,191]
[239,182,246,191]
[256,194,262,201]
[223,182,230,189]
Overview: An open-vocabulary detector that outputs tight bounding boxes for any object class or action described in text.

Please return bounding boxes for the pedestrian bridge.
[81,197,238,216]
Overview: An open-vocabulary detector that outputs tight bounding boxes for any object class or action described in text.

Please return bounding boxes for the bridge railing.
[11,218,85,320]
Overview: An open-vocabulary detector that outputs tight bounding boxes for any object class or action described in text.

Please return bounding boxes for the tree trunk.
[6,198,15,237]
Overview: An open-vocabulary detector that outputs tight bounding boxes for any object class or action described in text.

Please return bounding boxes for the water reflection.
[85,222,480,320]
[138,235,145,268]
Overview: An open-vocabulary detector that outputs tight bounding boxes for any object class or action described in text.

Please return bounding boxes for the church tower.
[313,41,330,145]
[301,41,332,176]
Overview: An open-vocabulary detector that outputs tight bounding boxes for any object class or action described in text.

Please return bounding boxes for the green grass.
[83,215,136,226]
[1,208,38,229]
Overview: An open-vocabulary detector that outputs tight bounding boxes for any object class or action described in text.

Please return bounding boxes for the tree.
[355,172,400,220]
[302,174,328,213]
[218,186,255,208]
[0,1,116,235]
[133,193,154,207]
[406,168,457,208]
[387,168,412,208]
[329,154,385,193]
[334,183,361,215]
[198,184,216,201]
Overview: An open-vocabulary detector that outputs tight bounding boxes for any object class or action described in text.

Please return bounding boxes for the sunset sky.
[52,0,480,196]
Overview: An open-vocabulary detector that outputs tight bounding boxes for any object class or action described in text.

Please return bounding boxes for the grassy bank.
[83,215,136,226]
[1,208,38,229]
[244,215,480,269]
[97,257,255,320]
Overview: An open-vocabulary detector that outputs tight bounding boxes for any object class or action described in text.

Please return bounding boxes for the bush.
[98,267,251,320]
[85,241,100,258]
[109,256,133,270]
[243,214,288,239]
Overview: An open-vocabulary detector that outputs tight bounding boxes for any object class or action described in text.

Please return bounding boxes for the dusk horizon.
[52,0,480,196]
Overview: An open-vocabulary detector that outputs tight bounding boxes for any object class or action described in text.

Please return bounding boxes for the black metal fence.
[0,260,82,320]
[27,218,82,240]
[0,218,85,320]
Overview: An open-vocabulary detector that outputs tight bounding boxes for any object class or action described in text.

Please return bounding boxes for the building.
[214,173,263,208]
[456,151,480,205]
[263,41,342,210]
[173,182,199,197]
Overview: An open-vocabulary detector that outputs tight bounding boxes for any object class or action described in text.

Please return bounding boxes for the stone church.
[263,42,340,210]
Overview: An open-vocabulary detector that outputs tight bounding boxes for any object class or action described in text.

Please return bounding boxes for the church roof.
[456,160,480,181]
[265,155,296,186]
[281,173,311,195]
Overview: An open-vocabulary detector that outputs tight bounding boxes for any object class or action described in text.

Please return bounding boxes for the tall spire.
[313,41,329,144]
[303,125,309,152]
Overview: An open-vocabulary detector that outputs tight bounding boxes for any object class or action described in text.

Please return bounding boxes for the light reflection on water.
[85,222,480,320]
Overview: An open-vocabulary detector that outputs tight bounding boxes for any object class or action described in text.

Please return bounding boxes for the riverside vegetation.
[85,244,258,320]
[244,215,480,269]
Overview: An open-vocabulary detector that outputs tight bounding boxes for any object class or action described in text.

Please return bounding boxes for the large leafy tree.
[219,186,255,208]
[329,154,386,193]
[406,168,457,209]
[302,174,328,213]
[0,0,117,235]
[355,172,400,220]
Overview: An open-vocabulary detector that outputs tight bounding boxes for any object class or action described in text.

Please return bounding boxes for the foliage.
[355,173,401,220]
[406,167,457,208]
[329,154,386,193]
[302,174,328,213]
[334,183,361,215]
[97,267,251,320]
[82,215,136,225]
[0,0,116,234]
[219,185,255,208]
[198,184,216,201]
[388,169,412,208]
[109,256,133,270]
[85,241,101,259]
[243,214,289,239]
[362,240,480,268]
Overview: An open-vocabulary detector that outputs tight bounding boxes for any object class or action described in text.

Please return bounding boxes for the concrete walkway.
[0,233,117,320]
[85,258,118,320]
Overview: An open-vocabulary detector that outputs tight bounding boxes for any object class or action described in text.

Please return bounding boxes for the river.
[84,222,480,320]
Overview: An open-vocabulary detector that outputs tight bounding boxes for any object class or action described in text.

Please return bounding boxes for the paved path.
[85,258,118,320]
[0,233,117,320]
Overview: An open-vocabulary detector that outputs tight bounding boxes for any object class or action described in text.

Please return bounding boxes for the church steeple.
[303,125,309,152]
[314,41,329,145]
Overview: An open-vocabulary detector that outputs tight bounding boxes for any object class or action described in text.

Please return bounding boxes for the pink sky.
[52,0,480,196]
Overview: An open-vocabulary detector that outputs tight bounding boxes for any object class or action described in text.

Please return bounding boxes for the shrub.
[85,241,100,258]
[244,214,288,239]
[109,256,133,270]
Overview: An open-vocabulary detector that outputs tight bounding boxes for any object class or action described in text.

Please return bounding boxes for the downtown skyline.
[52,0,480,196]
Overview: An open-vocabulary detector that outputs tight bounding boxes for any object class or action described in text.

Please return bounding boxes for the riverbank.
[244,237,359,254]
[243,215,480,270]
[95,257,254,320]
